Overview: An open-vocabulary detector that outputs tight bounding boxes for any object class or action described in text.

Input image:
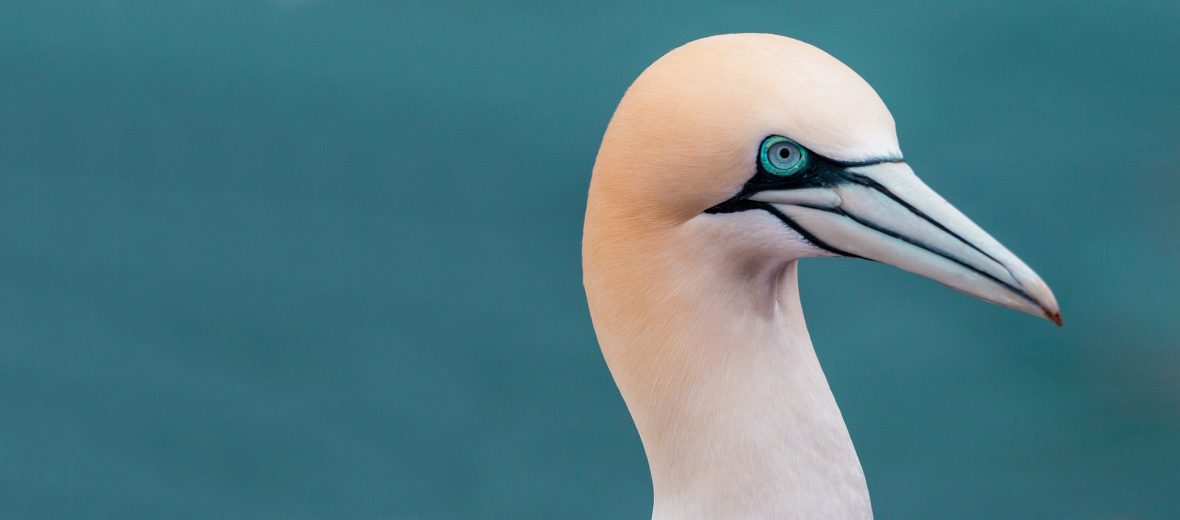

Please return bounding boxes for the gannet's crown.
[593,33,900,218]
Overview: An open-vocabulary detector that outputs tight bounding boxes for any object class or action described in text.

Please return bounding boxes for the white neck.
[584,216,872,520]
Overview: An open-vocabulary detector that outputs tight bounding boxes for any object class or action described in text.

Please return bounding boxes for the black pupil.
[778,147,791,159]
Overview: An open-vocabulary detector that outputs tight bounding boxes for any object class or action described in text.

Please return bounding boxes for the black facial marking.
[758,203,860,258]
[705,140,898,256]
[705,138,1044,311]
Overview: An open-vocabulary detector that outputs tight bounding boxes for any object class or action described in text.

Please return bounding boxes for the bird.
[582,34,1060,519]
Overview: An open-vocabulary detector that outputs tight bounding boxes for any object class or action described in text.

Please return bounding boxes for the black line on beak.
[823,204,1038,307]
[755,200,859,257]
[841,172,1009,271]
[704,150,1049,315]
[836,173,1053,315]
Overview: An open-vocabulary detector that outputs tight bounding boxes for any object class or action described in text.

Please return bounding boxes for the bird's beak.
[748,161,1061,325]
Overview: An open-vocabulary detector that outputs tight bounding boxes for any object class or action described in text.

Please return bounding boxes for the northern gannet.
[582,34,1060,519]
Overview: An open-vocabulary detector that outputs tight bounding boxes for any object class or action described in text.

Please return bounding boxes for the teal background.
[2,1,1178,518]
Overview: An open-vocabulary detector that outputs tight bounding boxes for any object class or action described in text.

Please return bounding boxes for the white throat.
[584,215,872,520]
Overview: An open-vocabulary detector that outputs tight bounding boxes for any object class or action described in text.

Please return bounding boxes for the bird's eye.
[760,136,809,176]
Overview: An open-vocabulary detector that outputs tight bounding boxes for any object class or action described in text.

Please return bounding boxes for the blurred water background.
[1,1,1178,518]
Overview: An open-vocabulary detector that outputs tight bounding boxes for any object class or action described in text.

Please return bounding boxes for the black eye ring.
[760,136,809,176]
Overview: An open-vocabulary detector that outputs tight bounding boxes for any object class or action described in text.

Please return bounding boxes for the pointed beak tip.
[1012,269,1060,327]
[1045,310,1063,327]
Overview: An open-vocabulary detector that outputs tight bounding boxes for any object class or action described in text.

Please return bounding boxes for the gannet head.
[587,33,1060,324]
